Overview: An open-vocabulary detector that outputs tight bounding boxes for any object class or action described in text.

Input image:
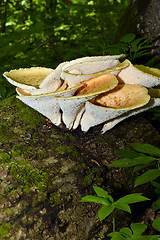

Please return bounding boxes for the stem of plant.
[112,211,116,232]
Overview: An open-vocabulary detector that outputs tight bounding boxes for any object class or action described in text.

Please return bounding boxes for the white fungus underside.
[102,98,160,133]
[80,101,127,132]
[61,59,129,86]
[39,62,68,88]
[17,94,61,126]
[118,61,160,87]
[61,54,125,71]
[61,60,120,86]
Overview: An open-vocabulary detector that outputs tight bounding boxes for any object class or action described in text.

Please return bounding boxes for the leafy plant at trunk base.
[80,186,149,231]
[151,181,160,211]
[108,222,160,240]
[110,143,160,187]
[152,217,160,232]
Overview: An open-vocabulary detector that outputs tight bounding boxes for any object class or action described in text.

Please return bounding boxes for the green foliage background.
[0,0,130,82]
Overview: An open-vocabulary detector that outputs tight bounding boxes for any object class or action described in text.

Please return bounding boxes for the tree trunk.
[0,96,160,239]
[116,0,160,62]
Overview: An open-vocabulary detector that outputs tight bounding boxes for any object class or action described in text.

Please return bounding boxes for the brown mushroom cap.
[94,84,150,110]
[76,73,118,96]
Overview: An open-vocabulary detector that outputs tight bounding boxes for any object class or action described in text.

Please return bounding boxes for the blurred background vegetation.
[0,0,159,99]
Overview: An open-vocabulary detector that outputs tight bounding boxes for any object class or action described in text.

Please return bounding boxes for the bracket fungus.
[3,54,160,133]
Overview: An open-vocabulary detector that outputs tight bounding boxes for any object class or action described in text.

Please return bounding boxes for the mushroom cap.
[101,98,160,133]
[55,74,118,129]
[39,61,68,88]
[61,54,125,70]
[135,65,160,78]
[75,73,118,97]
[3,67,53,91]
[80,84,150,132]
[118,60,160,88]
[94,84,150,110]
[61,58,129,86]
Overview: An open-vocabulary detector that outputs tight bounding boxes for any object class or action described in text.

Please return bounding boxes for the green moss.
[4,208,11,213]
[81,170,94,187]
[23,185,32,194]
[0,96,45,143]
[0,222,11,237]
[58,132,76,142]
[0,152,10,162]
[50,192,62,205]
[32,196,38,207]
[34,226,45,239]
[0,151,49,193]
[10,96,45,128]
[55,144,79,158]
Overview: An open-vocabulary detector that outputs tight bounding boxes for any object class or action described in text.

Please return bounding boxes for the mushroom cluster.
[3,54,160,133]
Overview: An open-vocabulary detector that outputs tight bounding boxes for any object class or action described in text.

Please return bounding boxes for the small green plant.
[108,222,160,240]
[106,33,152,61]
[152,217,160,233]
[80,186,160,239]
[110,143,160,187]
[151,181,160,211]
[80,186,149,232]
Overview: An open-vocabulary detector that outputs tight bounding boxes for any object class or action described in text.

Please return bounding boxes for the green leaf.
[108,231,126,240]
[80,195,111,205]
[133,162,155,172]
[127,236,160,240]
[131,51,150,60]
[131,223,147,236]
[152,217,160,231]
[151,181,160,189]
[135,169,160,187]
[119,227,132,237]
[120,33,136,43]
[137,45,151,50]
[130,38,144,51]
[151,181,160,195]
[113,202,131,213]
[130,143,160,157]
[110,156,156,168]
[115,193,150,205]
[116,150,141,158]
[93,186,114,202]
[98,204,114,221]
[151,197,160,211]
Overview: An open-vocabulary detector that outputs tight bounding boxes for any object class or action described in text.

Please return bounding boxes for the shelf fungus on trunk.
[3,55,160,133]
[61,58,129,86]
[80,84,150,132]
[118,60,160,87]
[56,73,118,129]
[3,67,54,91]
[16,83,82,126]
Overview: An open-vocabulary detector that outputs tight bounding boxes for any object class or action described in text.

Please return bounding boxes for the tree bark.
[116,0,160,62]
[0,96,160,239]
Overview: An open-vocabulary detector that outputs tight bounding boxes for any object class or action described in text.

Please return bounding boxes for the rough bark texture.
[0,96,160,240]
[117,0,160,62]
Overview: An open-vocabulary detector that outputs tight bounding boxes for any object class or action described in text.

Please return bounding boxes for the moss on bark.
[0,95,160,239]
